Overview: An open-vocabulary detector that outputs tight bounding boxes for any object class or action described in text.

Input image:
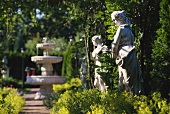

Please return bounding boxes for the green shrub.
[51,89,101,114]
[49,78,170,114]
[53,78,82,93]
[44,78,82,109]
[134,92,170,114]
[50,78,134,114]
[0,87,25,114]
[51,89,135,114]
[43,91,61,109]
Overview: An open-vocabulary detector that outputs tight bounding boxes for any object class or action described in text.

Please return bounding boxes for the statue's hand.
[92,48,100,58]
[102,45,108,53]
[92,51,96,58]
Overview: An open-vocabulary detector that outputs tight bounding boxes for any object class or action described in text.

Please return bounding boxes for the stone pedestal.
[41,63,53,76]
[34,85,52,100]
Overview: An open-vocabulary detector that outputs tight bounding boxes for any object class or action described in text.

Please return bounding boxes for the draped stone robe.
[111,24,144,95]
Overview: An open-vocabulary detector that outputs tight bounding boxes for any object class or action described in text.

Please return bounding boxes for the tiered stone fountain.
[26,37,66,99]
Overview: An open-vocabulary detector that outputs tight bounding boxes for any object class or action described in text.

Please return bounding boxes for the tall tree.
[14,30,24,52]
[151,0,170,98]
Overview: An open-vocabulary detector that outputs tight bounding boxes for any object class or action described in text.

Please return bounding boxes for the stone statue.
[79,47,87,88]
[42,36,49,43]
[1,56,9,78]
[111,10,144,95]
[92,35,108,92]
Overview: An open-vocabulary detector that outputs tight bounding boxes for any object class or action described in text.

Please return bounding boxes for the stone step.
[20,102,50,114]
[20,88,50,114]
[19,109,50,114]
[24,100,44,106]
[22,106,48,110]
[23,94,36,100]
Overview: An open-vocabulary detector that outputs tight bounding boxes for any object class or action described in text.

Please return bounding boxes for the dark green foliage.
[7,52,36,80]
[0,77,18,88]
[95,52,118,90]
[151,0,170,98]
[62,43,75,79]
[0,77,39,89]
[14,30,24,52]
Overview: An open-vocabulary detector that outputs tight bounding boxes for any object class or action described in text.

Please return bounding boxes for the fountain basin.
[31,56,62,64]
[26,76,66,85]
[36,43,56,49]
[26,76,66,99]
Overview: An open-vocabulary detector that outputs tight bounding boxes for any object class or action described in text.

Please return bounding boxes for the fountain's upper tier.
[31,56,62,64]
[36,43,56,50]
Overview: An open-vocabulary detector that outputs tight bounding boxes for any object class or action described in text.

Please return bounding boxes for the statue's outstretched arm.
[92,46,103,58]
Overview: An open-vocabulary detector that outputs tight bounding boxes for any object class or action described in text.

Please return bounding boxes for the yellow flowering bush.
[53,84,64,92]
[87,105,105,114]
[0,87,25,114]
[50,89,170,114]
[70,78,82,87]
[53,78,82,93]
[44,78,82,109]
[134,92,170,114]
[51,89,101,114]
[57,106,70,114]
[51,89,135,114]
[49,78,170,114]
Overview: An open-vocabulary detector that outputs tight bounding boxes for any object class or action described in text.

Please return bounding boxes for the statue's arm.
[92,46,102,58]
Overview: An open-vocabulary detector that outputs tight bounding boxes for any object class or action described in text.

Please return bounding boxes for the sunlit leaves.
[0,88,25,114]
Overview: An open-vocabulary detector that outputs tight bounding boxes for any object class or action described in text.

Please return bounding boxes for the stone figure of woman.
[111,10,144,95]
[92,35,108,92]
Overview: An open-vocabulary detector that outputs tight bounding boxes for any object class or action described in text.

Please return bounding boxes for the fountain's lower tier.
[26,76,66,99]
[26,76,65,84]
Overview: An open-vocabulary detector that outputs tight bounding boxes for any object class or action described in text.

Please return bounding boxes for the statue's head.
[111,10,130,26]
[92,35,101,46]
[42,36,49,43]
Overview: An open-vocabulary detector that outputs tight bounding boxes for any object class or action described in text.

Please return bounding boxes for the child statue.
[92,35,108,92]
